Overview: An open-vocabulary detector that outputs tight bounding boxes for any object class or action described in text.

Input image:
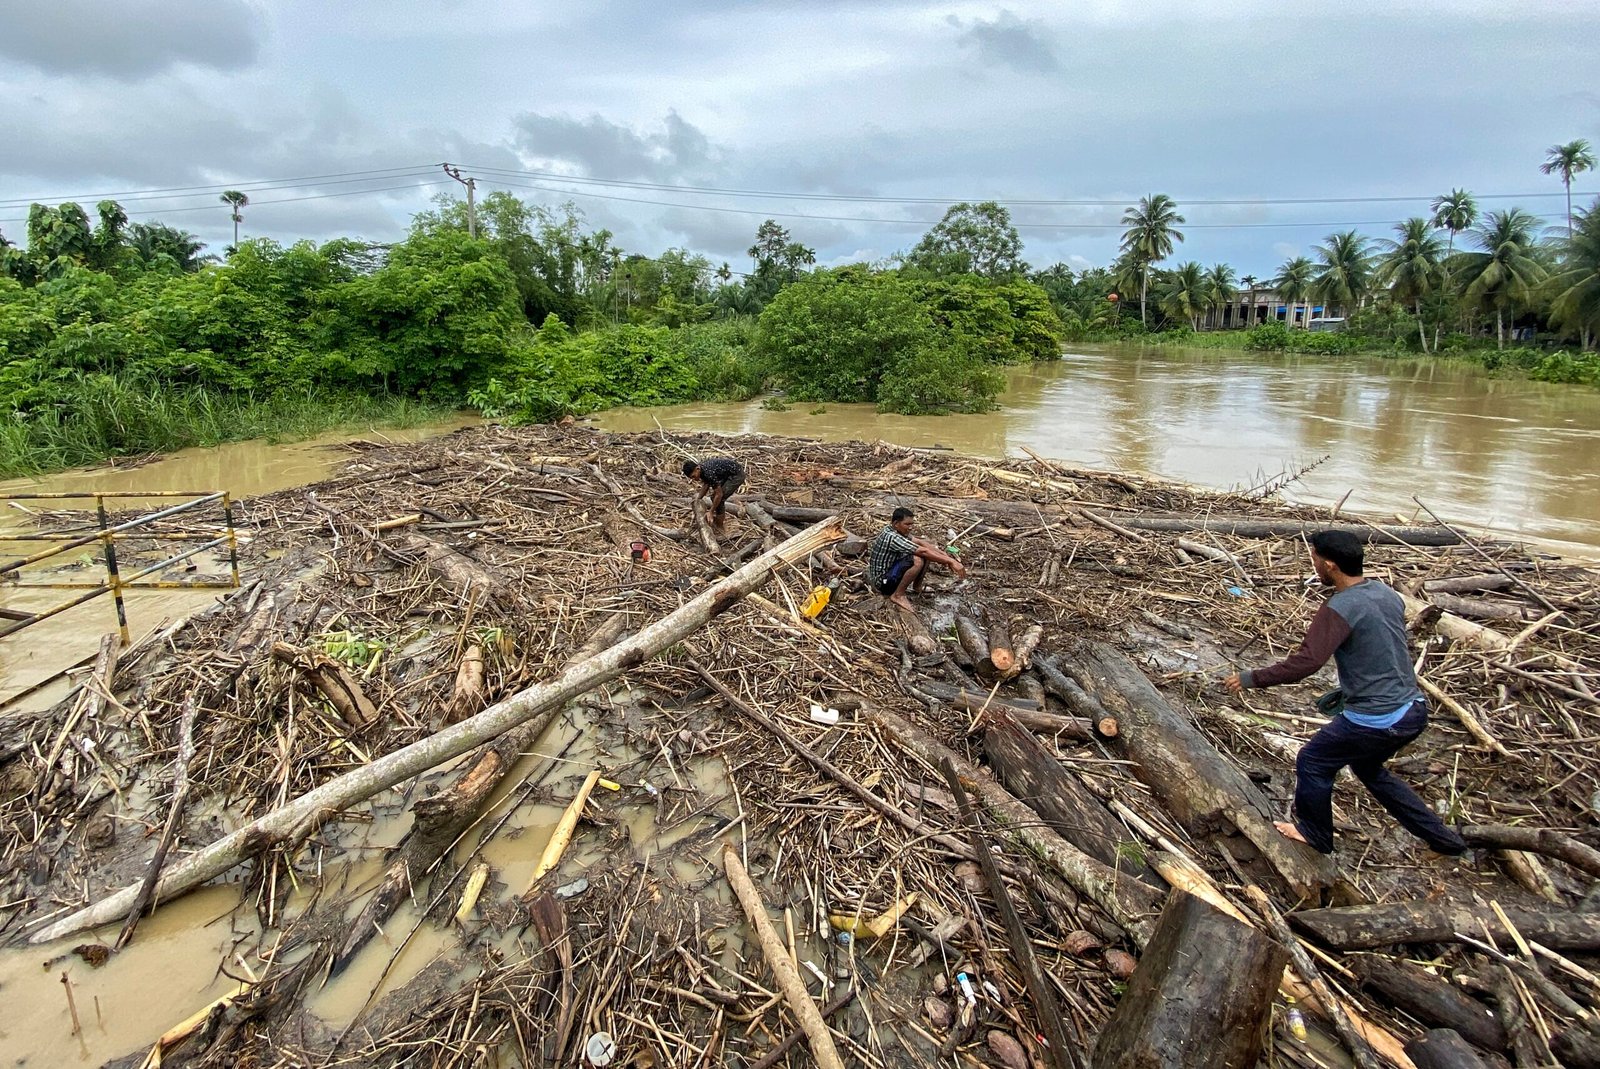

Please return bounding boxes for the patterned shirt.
[867,525,918,583]
[696,457,745,486]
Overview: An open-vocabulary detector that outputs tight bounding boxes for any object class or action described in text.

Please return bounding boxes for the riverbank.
[3,423,1597,1068]
[0,378,459,479]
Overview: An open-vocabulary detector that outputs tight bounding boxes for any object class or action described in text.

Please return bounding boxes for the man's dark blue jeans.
[1292,698,1467,855]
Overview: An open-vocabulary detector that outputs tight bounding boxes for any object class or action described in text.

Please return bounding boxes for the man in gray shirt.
[1225,530,1467,856]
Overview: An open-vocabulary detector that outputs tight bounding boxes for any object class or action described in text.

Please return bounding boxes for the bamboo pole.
[721,844,846,1069]
[524,771,601,892]
[29,517,845,945]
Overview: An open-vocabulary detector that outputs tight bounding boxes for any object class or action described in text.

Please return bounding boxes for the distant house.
[1205,286,1327,330]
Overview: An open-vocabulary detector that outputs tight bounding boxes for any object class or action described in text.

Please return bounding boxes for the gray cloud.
[951,10,1060,74]
[0,0,266,80]
[512,110,722,183]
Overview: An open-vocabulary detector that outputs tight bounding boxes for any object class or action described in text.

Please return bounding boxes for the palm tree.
[1238,274,1259,328]
[1201,263,1236,329]
[1119,194,1186,326]
[1157,262,1209,331]
[1273,256,1315,328]
[220,190,248,248]
[1375,218,1446,352]
[1541,139,1597,236]
[1310,230,1374,320]
[1430,189,1478,260]
[1457,208,1548,348]
[1549,198,1600,350]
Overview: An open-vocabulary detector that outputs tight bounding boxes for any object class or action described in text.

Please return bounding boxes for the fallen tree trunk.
[1068,641,1338,898]
[953,614,992,669]
[1034,655,1120,736]
[1405,1030,1494,1069]
[910,676,1101,739]
[1422,574,1514,596]
[1092,891,1287,1069]
[270,641,381,729]
[984,710,1159,885]
[690,494,720,554]
[29,517,847,945]
[1400,592,1511,652]
[1460,825,1600,879]
[1428,593,1536,623]
[114,695,198,951]
[443,645,486,725]
[864,703,1162,943]
[1115,515,1463,547]
[387,531,506,604]
[1289,900,1600,951]
[1352,956,1507,1053]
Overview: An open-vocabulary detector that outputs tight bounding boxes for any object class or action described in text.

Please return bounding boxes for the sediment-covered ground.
[2,423,1597,1069]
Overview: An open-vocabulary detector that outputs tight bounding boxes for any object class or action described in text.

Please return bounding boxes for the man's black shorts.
[873,555,913,595]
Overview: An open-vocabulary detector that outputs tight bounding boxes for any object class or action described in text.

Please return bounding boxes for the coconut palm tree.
[1457,208,1548,348]
[1541,139,1597,236]
[1310,230,1374,320]
[1549,198,1600,350]
[1155,262,1209,331]
[220,190,248,248]
[1119,194,1186,326]
[1273,256,1315,328]
[1430,189,1478,259]
[1375,218,1445,352]
[1202,263,1236,329]
[1238,274,1259,328]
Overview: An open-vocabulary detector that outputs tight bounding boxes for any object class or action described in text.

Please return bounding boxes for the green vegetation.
[1,191,1062,474]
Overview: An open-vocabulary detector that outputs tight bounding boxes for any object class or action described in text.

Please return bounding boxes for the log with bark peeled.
[1115,515,1464,546]
[270,641,380,729]
[1011,623,1044,671]
[1067,641,1337,897]
[690,493,721,554]
[1091,891,1288,1069]
[1289,899,1600,951]
[1405,1030,1495,1069]
[28,516,847,946]
[1351,955,1508,1053]
[1399,592,1511,652]
[1423,574,1514,596]
[387,531,506,604]
[983,709,1160,885]
[443,645,486,725]
[863,703,1162,943]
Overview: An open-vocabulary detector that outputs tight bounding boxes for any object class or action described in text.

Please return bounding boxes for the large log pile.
[3,422,1597,1069]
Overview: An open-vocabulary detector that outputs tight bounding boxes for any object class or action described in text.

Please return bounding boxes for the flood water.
[596,344,1600,559]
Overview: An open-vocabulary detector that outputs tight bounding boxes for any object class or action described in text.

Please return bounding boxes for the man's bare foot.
[1274,820,1307,844]
[889,593,915,612]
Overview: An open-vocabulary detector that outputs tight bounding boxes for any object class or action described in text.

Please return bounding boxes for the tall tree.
[127,222,206,271]
[1310,230,1374,319]
[1157,261,1209,331]
[1202,263,1236,329]
[1273,256,1315,328]
[1549,198,1600,350]
[906,201,1025,278]
[1238,274,1259,328]
[1119,194,1185,325]
[1375,217,1445,352]
[1430,189,1478,259]
[1457,208,1548,348]
[747,219,815,301]
[1541,139,1597,236]
[220,190,249,249]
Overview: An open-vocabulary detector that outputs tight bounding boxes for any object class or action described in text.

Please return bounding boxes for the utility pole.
[442,163,477,239]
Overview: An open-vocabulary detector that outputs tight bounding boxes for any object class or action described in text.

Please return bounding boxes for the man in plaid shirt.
[867,507,966,611]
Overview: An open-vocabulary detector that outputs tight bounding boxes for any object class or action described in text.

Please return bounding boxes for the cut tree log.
[983,709,1159,885]
[1115,515,1463,546]
[1400,592,1510,652]
[443,645,486,725]
[1091,891,1287,1069]
[980,606,1016,680]
[1428,593,1536,623]
[953,614,992,669]
[1011,623,1044,671]
[1405,1030,1494,1069]
[863,703,1162,943]
[1034,655,1120,737]
[907,674,1102,739]
[1422,574,1514,596]
[1289,900,1600,951]
[1067,641,1338,898]
[1460,825,1600,879]
[270,641,380,729]
[28,517,846,946]
[1352,955,1507,1053]
[690,494,721,554]
[721,845,845,1069]
[387,531,505,604]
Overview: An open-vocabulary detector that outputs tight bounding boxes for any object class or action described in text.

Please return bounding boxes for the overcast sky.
[2,0,1598,277]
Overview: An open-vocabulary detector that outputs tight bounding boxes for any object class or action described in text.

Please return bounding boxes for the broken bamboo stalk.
[524,771,601,893]
[721,844,845,1069]
[29,516,846,945]
[114,695,199,951]
[1417,677,1512,758]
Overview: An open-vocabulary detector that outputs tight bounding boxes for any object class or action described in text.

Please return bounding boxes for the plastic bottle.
[800,583,831,619]
[1285,997,1307,1041]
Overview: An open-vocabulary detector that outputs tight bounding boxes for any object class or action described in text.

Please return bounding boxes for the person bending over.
[682,457,746,524]
[1224,529,1467,857]
[867,507,967,611]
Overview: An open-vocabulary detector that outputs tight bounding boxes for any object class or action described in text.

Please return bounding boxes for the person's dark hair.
[891,507,914,523]
[1311,530,1364,576]
[681,459,698,477]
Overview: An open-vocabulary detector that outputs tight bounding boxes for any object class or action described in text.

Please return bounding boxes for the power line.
[0,165,443,209]
[0,180,453,226]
